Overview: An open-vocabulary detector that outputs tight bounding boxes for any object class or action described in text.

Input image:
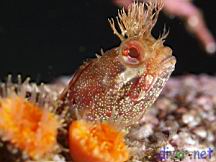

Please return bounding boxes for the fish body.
[60,0,176,126]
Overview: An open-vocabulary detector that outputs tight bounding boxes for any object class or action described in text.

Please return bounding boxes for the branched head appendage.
[109,0,164,41]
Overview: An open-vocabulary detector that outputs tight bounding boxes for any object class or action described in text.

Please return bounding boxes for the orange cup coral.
[0,96,60,160]
[68,120,130,162]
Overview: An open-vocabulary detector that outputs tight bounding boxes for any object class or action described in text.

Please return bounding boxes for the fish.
[60,0,176,126]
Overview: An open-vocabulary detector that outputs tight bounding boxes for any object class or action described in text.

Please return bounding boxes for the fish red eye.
[125,47,140,59]
[120,40,144,66]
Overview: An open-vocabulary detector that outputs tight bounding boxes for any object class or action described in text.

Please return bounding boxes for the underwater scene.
[0,0,216,162]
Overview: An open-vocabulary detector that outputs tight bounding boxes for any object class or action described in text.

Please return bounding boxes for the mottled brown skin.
[60,1,176,126]
[60,40,175,126]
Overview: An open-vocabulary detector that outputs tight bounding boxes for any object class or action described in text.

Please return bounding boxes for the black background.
[0,0,215,83]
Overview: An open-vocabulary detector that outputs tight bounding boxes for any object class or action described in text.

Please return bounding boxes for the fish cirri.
[60,0,176,126]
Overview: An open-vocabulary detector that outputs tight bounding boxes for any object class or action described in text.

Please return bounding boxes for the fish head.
[106,34,176,126]
[60,1,176,126]
[103,1,176,124]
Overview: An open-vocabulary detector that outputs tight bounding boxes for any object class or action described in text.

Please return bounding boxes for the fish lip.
[160,55,176,67]
[161,55,176,65]
[158,55,176,72]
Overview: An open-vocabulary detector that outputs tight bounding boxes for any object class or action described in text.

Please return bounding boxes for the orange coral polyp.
[0,96,59,159]
[69,120,129,162]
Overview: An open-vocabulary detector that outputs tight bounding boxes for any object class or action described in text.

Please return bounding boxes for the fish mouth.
[159,55,176,71]
[161,55,176,65]
[155,55,176,77]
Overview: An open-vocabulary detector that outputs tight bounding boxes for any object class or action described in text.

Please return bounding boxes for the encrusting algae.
[0,0,176,162]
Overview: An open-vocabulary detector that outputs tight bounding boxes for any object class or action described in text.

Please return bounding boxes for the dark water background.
[0,0,215,83]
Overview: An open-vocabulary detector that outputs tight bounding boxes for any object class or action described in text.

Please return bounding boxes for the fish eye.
[123,47,140,59]
[120,39,144,66]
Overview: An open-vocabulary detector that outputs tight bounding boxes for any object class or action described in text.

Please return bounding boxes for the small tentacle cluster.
[0,75,66,162]
[109,0,164,40]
